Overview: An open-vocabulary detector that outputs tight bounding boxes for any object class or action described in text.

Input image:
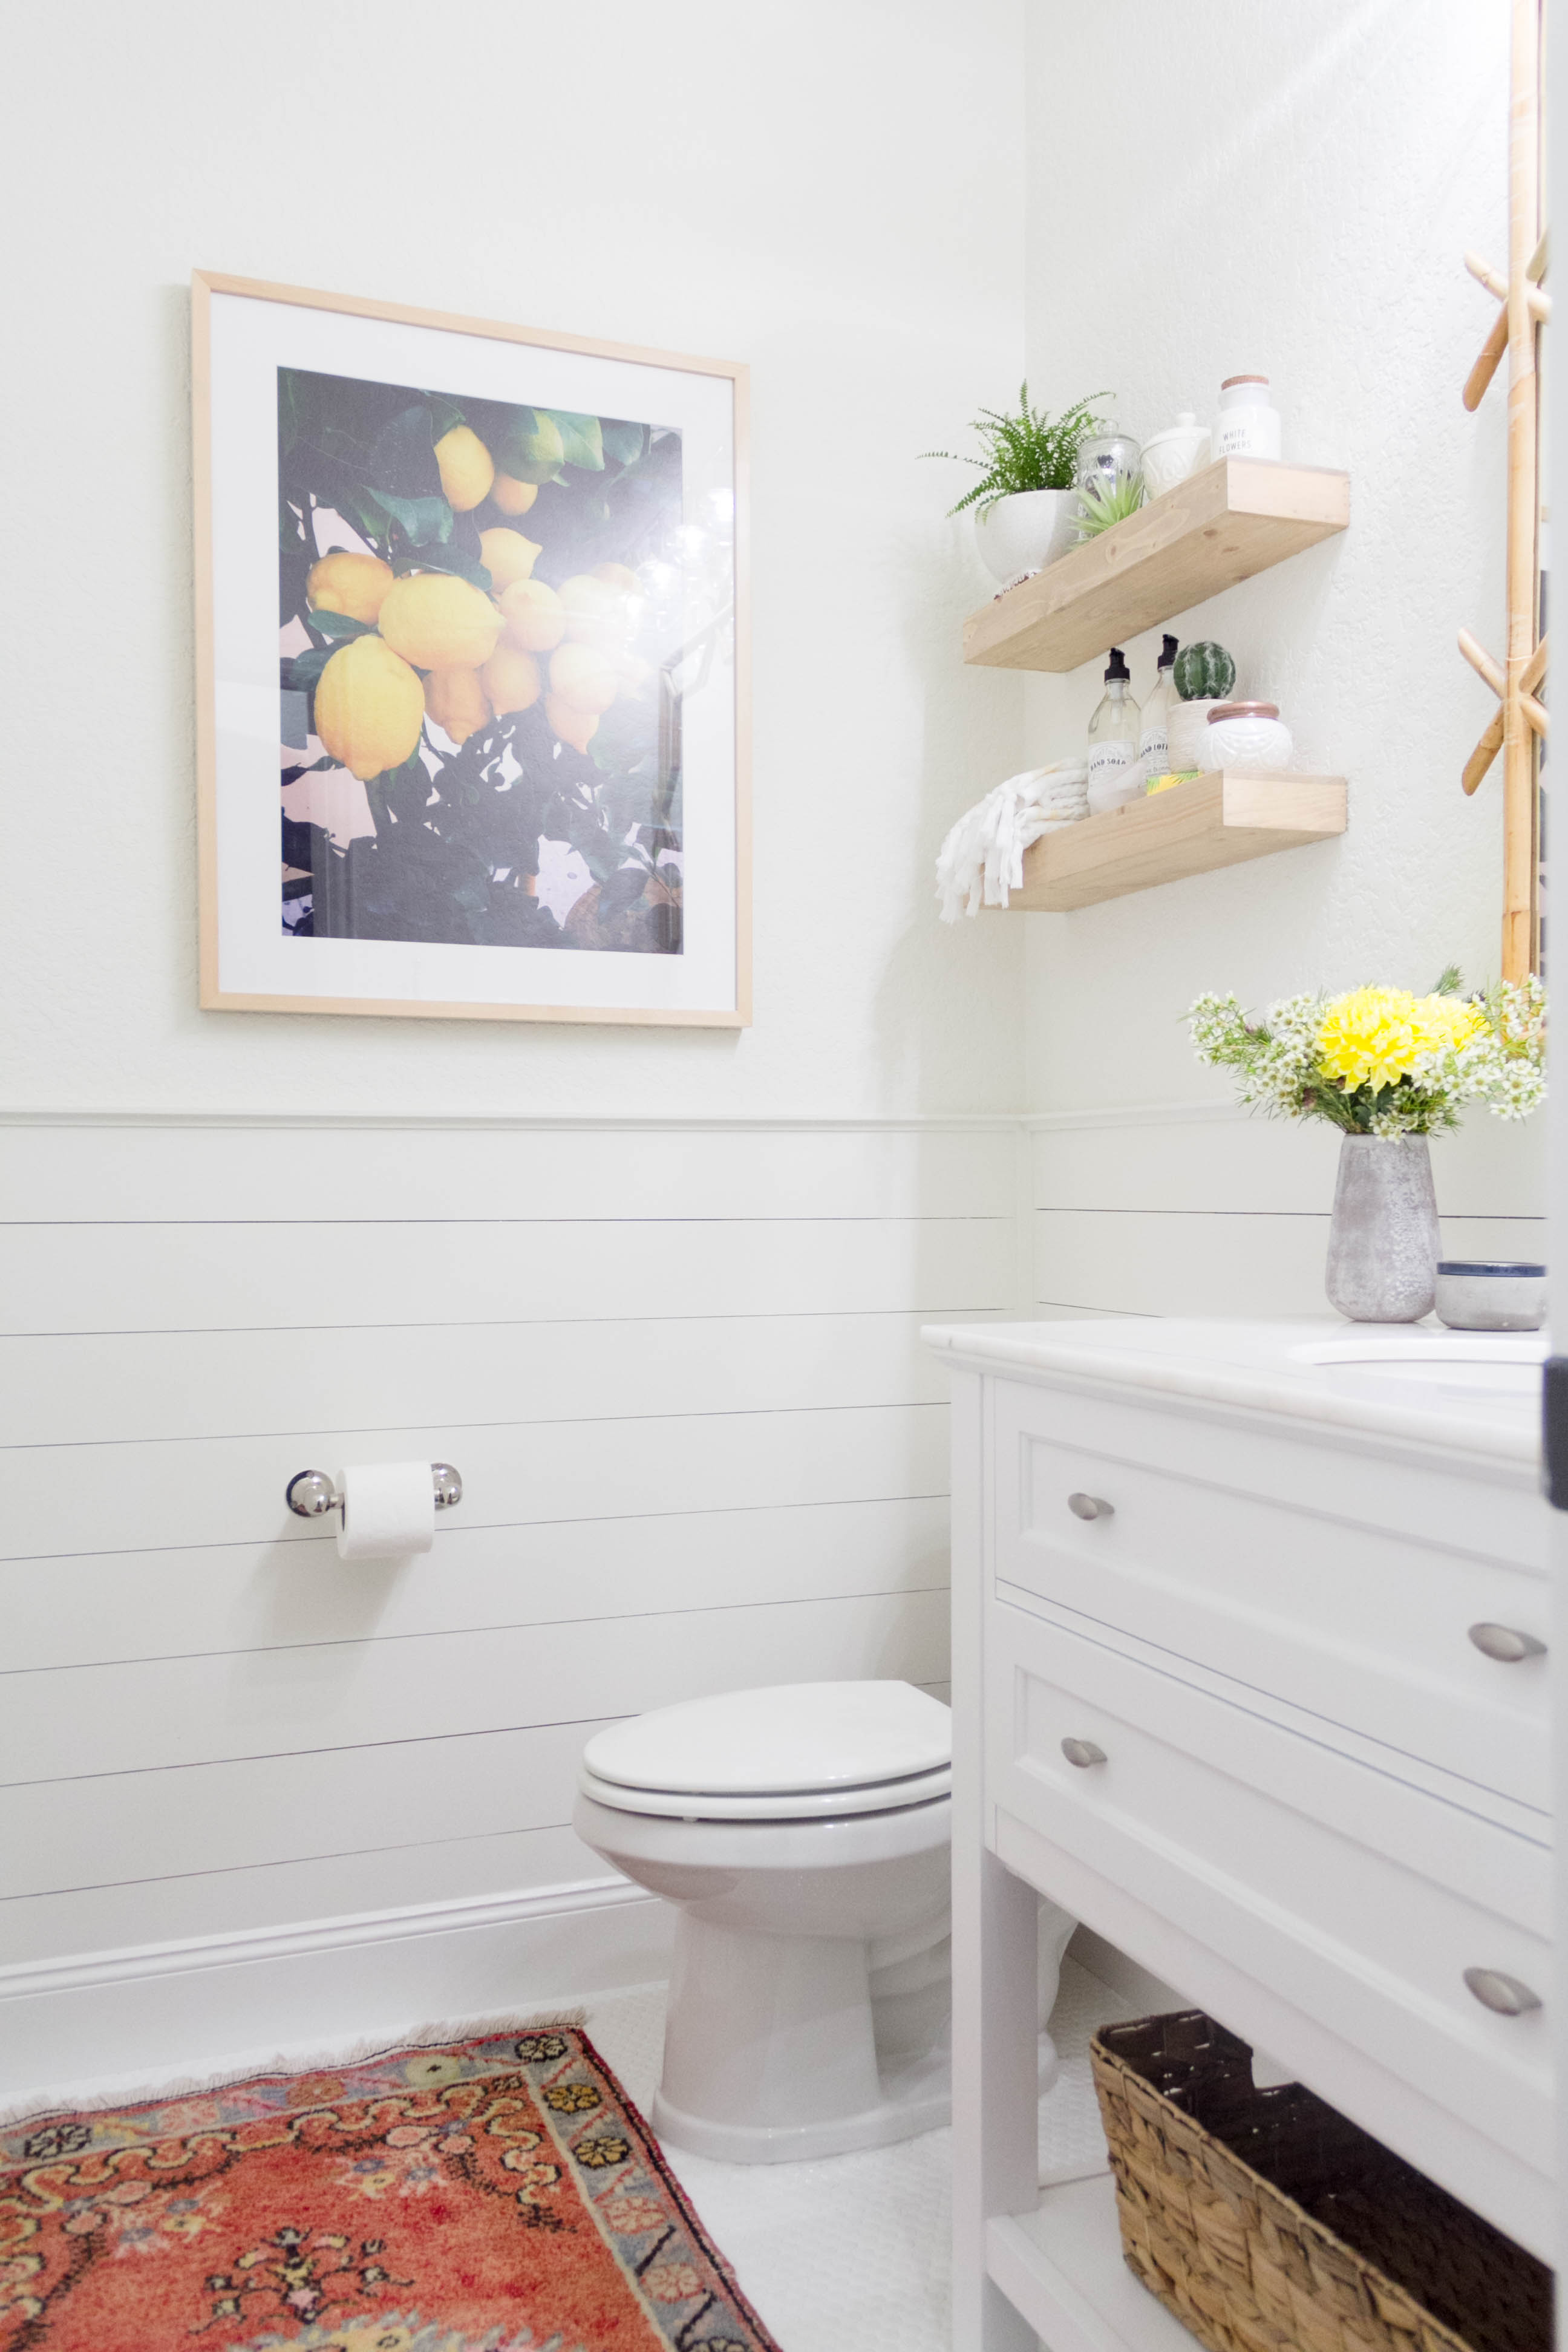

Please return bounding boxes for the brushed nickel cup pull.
[1468,1622,1547,1662]
[1067,1492,1114,1521]
[1061,1738,1108,1769]
[1463,1967,1542,2016]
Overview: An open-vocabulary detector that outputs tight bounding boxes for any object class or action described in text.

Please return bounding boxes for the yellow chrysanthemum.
[1315,987,1485,1094]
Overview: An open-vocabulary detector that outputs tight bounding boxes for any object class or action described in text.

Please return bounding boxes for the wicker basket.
[1089,2010,1551,2352]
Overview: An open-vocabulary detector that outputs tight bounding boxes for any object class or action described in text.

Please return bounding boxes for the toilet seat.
[578,1761,951,1821]
[579,1679,951,1823]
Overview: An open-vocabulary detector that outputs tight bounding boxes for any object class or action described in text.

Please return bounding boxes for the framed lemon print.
[192,271,749,1025]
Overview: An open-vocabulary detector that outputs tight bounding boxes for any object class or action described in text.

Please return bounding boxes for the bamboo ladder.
[1459,0,1549,979]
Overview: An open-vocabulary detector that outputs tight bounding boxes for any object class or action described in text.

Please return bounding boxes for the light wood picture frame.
[193,270,750,1025]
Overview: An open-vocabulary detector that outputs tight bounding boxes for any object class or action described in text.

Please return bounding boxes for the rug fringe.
[0,2004,593,2129]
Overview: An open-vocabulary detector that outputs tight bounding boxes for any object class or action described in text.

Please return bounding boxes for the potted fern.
[923,385,1108,583]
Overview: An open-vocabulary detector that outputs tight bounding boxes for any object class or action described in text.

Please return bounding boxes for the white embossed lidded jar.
[1215,374,1282,461]
[1206,701,1293,769]
[1139,413,1212,498]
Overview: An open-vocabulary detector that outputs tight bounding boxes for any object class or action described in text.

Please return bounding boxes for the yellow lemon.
[313,636,425,780]
[479,528,542,594]
[423,667,492,745]
[546,693,599,753]
[378,571,502,670]
[434,425,495,512]
[549,642,618,715]
[482,643,543,715]
[557,573,626,648]
[592,561,641,593]
[491,472,540,515]
[499,576,567,653]
[306,550,394,624]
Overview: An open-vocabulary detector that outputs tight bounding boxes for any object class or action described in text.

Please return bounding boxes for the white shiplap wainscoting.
[0,1115,1018,2097]
[1028,1102,1547,1320]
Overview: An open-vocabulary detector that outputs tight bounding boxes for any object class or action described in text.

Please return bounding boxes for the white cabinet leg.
[952,1846,1039,2351]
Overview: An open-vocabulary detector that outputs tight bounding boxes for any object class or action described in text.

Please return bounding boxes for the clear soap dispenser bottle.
[1138,635,1180,771]
[1087,647,1141,807]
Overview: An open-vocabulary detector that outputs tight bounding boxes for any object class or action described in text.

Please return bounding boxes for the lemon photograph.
[197,276,747,1025]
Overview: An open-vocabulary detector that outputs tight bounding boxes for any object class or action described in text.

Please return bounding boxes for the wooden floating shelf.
[1000,769,1347,912]
[964,457,1350,673]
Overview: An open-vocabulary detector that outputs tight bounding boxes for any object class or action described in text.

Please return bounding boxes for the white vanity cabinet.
[927,1319,1554,2352]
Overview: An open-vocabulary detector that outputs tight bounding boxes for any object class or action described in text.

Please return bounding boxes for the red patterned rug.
[0,2026,780,2351]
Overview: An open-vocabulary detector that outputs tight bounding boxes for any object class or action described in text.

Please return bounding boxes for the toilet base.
[653,2041,952,2164]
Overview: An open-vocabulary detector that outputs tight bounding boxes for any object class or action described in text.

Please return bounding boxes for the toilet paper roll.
[336,1461,436,1560]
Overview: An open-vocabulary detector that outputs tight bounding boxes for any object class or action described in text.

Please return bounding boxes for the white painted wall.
[0,0,1030,2083]
[1012,0,1545,1316]
[2,0,1026,1120]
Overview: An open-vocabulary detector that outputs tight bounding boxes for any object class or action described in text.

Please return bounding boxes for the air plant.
[921,385,1110,517]
[1074,471,1146,540]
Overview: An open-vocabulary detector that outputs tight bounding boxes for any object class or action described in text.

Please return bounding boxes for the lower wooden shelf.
[1001,769,1347,912]
[988,2170,1192,2352]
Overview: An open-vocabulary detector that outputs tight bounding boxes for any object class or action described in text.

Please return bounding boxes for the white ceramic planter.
[973,489,1077,584]
[1167,697,1222,769]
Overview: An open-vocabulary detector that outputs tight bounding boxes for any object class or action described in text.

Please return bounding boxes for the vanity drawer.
[993,1392,1550,1812]
[986,1603,1552,2176]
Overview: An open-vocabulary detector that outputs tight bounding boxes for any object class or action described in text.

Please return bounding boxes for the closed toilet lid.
[581,1681,951,1799]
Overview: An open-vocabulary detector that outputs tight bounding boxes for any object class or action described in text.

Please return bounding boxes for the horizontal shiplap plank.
[0,1401,949,1563]
[0,1215,1012,1338]
[0,1122,1018,1226]
[0,1310,988,1449]
[0,1823,601,1967]
[1032,1114,1546,1221]
[0,1720,606,1900]
[0,1589,950,1785]
[1036,1208,1332,1318]
[0,1496,950,1671]
[1034,1208,1548,1319]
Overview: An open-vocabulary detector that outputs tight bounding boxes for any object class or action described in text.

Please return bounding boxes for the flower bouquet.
[1187,973,1545,1321]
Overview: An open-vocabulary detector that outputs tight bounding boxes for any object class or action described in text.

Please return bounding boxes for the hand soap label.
[1087,740,1135,780]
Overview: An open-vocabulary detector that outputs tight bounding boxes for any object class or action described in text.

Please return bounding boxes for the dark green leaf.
[307,609,375,640]
[390,541,491,588]
[288,645,337,690]
[549,411,605,472]
[361,488,454,543]
[367,403,443,498]
[426,393,466,442]
[279,497,307,552]
[599,419,646,468]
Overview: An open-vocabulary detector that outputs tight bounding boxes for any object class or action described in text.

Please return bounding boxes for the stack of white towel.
[935,762,1089,921]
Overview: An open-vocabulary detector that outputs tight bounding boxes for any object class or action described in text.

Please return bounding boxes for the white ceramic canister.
[1206,701,1293,769]
[1215,374,1282,462]
[1139,413,1212,498]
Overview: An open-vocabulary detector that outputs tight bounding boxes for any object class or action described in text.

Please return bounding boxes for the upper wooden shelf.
[962,457,1350,673]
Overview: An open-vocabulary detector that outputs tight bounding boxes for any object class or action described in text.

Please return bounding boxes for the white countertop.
[921,1316,1546,1469]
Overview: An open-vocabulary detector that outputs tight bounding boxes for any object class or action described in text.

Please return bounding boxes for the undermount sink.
[1289,1330,1547,1401]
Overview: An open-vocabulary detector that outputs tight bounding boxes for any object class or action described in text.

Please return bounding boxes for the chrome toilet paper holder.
[286,1463,463,1518]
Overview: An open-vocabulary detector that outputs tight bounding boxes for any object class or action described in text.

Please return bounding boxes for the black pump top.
[1157,633,1178,672]
[1105,647,1130,683]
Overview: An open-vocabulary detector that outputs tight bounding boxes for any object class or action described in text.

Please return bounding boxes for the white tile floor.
[584,1956,1142,2352]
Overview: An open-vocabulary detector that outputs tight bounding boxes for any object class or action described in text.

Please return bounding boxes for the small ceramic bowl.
[1434,1260,1547,1331]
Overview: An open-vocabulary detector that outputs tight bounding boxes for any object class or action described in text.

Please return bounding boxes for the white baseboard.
[0,1877,673,2109]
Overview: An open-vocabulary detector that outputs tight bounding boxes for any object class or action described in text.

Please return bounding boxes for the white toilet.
[573,1679,1073,2163]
